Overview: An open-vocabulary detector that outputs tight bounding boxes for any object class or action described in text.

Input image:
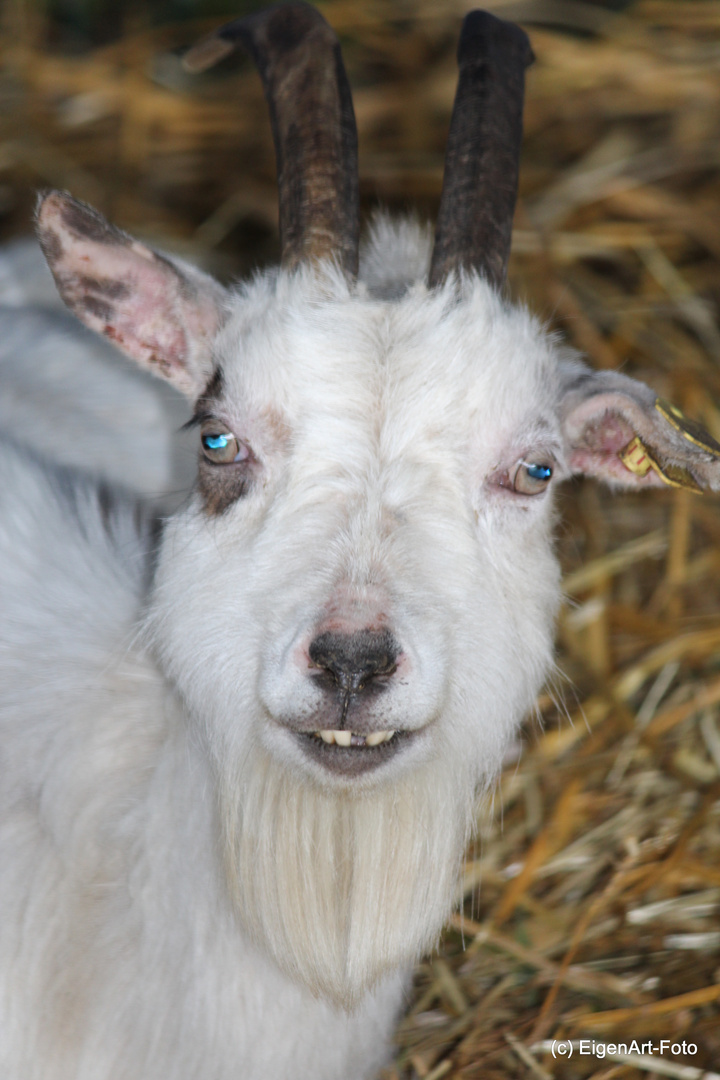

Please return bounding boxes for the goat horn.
[428,10,534,290]
[184,2,359,276]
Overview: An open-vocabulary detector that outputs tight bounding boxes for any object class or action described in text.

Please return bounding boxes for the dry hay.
[1,2,720,1077]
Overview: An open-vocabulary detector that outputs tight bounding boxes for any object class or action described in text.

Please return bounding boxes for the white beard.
[220,747,476,1008]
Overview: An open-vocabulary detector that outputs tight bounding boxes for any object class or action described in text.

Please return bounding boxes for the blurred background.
[2,1,720,1077]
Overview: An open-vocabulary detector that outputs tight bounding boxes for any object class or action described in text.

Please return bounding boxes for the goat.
[2,5,720,1079]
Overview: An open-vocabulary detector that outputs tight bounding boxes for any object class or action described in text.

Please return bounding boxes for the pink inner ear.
[37,193,219,398]
[563,391,667,488]
[563,391,642,454]
[576,410,635,454]
[73,243,190,370]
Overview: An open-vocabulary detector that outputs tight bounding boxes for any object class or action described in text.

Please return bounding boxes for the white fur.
[1,218,585,1078]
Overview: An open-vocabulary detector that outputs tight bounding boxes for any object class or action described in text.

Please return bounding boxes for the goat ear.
[36,191,226,398]
[560,364,720,493]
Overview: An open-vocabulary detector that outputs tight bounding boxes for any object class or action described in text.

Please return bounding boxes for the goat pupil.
[527,464,552,481]
[204,434,229,451]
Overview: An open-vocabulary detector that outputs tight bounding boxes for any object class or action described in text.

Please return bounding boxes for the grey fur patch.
[36,226,63,267]
[366,282,410,301]
[78,276,131,301]
[59,197,131,247]
[81,296,115,324]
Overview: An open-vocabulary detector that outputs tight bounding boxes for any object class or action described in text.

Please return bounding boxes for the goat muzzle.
[308,629,399,717]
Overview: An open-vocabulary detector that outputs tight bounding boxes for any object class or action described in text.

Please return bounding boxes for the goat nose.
[308,629,399,695]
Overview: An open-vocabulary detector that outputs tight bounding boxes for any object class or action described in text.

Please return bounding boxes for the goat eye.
[200,428,247,465]
[513,461,553,495]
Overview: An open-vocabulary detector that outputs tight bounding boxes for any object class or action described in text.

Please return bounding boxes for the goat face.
[168,266,569,1004]
[151,263,562,793]
[147,255,565,1004]
[34,5,720,1007]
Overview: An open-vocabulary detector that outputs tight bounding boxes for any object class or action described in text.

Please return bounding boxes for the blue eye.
[526,464,552,482]
[203,434,230,451]
[513,461,554,495]
[200,428,245,464]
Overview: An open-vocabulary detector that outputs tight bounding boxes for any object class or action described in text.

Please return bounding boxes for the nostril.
[308,629,399,694]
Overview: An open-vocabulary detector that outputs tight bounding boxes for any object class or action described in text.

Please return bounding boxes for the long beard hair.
[220,746,476,1008]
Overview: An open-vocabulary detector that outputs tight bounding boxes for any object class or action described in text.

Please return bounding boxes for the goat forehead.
[214,275,561,448]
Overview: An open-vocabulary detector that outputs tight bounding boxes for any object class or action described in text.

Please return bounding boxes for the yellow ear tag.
[655,398,720,458]
[619,435,653,478]
[618,434,703,493]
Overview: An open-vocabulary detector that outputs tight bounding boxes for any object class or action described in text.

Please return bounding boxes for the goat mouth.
[296,729,407,776]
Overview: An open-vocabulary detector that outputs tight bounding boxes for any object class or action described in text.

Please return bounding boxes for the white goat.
[2,5,720,1079]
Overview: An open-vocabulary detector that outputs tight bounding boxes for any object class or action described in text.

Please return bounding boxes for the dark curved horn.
[184,2,359,276]
[428,11,533,290]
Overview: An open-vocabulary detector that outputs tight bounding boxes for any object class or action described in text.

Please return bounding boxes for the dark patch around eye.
[197,461,253,516]
[202,365,225,400]
[181,412,209,432]
[190,366,255,514]
[191,366,226,425]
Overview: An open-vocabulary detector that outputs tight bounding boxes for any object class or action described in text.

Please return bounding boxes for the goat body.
[2,6,720,1079]
[0,444,404,1080]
